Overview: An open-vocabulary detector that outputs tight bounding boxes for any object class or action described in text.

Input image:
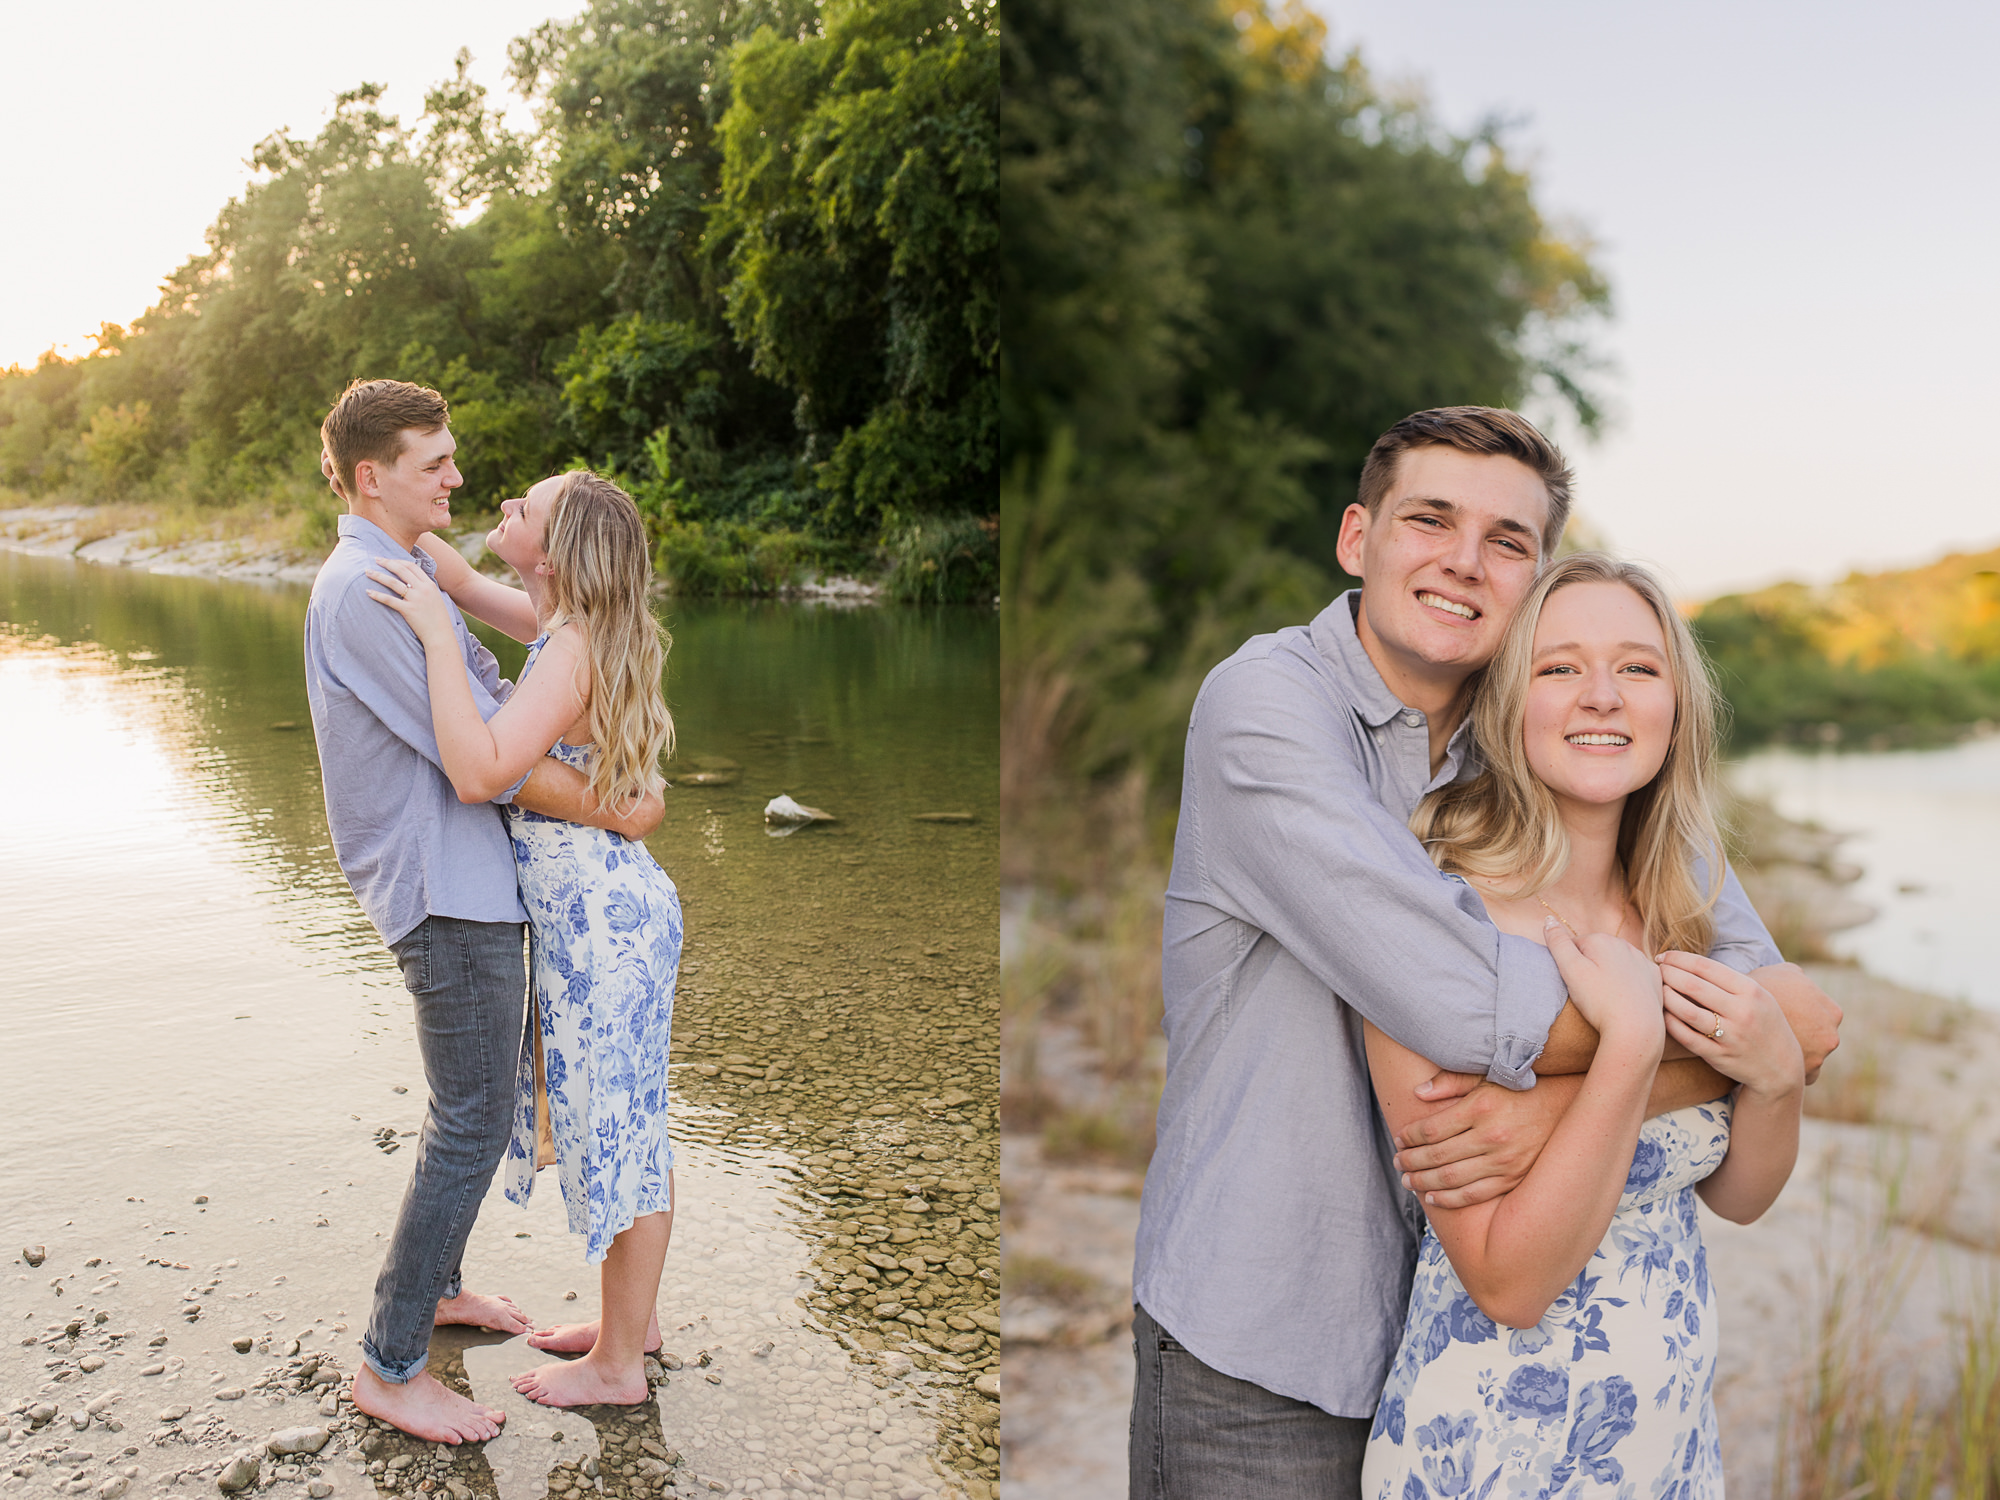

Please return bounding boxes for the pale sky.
[1315,0,2000,596]
[2,1,557,365]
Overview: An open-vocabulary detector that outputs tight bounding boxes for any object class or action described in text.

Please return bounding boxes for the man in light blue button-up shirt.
[305,380,661,1443]
[1129,408,1843,1498]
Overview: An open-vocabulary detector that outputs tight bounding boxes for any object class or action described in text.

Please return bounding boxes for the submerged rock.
[764,793,835,824]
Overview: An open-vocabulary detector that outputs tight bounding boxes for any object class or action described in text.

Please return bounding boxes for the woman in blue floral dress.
[372,470,681,1409]
[1359,555,1806,1498]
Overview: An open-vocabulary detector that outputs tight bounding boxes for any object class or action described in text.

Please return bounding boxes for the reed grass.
[1802,1040,1884,1125]
[1001,766,1172,1169]
[1001,1253,1106,1308]
[1777,1151,2000,1498]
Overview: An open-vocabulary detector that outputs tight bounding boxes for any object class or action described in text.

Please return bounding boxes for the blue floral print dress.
[1362,1099,1733,1500]
[499,635,682,1264]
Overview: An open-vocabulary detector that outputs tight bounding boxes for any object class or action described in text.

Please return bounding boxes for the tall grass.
[1000,764,1170,1170]
[1777,1152,2000,1498]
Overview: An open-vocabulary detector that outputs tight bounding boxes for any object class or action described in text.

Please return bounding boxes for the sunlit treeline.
[0,0,997,600]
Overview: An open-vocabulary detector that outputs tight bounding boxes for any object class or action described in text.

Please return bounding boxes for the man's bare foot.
[435,1291,533,1336]
[512,1355,649,1408]
[350,1367,504,1444]
[525,1312,661,1355]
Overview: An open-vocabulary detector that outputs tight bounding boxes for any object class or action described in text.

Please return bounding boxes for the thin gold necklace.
[1534,894,1579,935]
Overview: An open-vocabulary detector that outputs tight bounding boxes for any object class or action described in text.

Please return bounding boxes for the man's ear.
[353,457,381,500]
[1334,502,1371,578]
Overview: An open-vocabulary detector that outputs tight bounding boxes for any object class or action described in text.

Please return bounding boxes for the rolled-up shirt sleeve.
[1181,656,1566,1089]
[328,575,532,804]
[1701,857,1784,973]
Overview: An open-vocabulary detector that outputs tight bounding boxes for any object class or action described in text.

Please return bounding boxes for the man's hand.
[1665,958,1840,1084]
[516,761,662,840]
[1391,1073,1576,1209]
[607,787,665,842]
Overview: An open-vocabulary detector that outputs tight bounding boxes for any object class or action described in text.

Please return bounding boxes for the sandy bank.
[0,506,323,585]
[0,505,886,601]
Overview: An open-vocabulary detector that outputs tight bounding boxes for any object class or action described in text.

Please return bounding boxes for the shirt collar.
[1310,589,1481,774]
[1309,591,1408,730]
[337,513,437,576]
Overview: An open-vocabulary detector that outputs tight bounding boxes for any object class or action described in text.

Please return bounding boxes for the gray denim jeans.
[1129,1303,1371,1500]
[362,916,526,1384]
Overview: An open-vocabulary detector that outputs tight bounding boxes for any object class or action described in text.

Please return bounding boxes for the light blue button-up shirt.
[304,515,528,946]
[1133,591,1781,1417]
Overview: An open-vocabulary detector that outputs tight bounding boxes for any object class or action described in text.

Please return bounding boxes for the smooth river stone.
[265,1426,330,1455]
[216,1452,261,1493]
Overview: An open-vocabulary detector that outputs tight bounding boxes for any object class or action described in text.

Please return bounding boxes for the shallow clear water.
[0,548,999,1499]
[1732,737,2000,1010]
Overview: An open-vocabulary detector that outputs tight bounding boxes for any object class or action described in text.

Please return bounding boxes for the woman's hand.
[1544,919,1665,1059]
[367,557,457,649]
[1659,952,1805,1101]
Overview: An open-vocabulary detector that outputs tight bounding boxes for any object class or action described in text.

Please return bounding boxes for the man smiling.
[1127,407,1841,1499]
[306,379,661,1443]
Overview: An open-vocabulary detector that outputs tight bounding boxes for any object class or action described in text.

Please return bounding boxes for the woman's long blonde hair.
[1409,551,1725,956]
[541,470,674,811]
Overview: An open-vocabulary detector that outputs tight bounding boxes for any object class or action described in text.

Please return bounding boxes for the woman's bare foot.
[435,1291,533,1336]
[512,1355,649,1408]
[525,1311,661,1355]
[350,1367,505,1443]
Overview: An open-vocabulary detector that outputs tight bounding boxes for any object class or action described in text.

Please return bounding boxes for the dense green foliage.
[1001,0,1609,796]
[1694,552,2000,751]
[0,0,998,598]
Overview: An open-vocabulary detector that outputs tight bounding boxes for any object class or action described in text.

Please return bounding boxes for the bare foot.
[525,1312,661,1355]
[435,1290,533,1335]
[350,1367,504,1443]
[512,1354,649,1408]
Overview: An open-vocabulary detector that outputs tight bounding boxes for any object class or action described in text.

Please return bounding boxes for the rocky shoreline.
[0,506,883,601]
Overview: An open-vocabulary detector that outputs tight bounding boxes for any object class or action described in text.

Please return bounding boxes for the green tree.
[718,0,999,540]
[1002,0,1609,792]
[0,0,1000,596]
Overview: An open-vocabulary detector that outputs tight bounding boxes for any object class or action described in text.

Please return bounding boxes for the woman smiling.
[1360,552,1805,1499]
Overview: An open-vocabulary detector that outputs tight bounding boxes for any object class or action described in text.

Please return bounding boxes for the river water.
[1732,736,2000,1011]
[0,548,999,1500]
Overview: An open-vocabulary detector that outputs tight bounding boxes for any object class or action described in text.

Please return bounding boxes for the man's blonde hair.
[541,471,674,812]
[1409,552,1724,956]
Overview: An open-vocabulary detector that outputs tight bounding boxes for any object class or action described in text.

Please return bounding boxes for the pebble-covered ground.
[4,905,998,1500]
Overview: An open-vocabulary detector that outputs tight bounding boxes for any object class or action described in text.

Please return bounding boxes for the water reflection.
[0,550,998,1500]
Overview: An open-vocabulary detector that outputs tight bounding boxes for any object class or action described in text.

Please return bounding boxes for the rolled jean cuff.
[361,1337,430,1385]
[1488,933,1568,1090]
